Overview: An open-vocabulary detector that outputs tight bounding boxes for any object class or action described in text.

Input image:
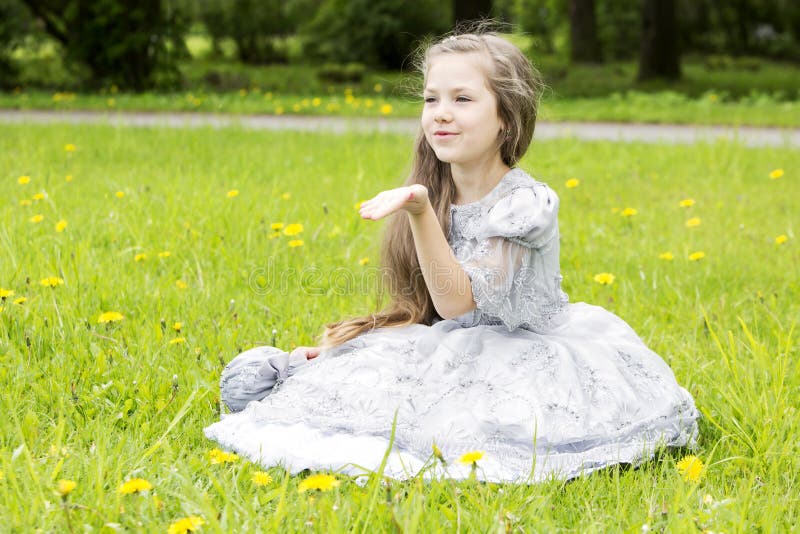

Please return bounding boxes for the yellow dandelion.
[775,234,788,245]
[117,478,153,494]
[227,189,239,198]
[659,252,674,261]
[0,288,14,299]
[685,217,702,228]
[175,280,188,289]
[458,450,484,464]
[432,442,445,462]
[620,207,637,217]
[19,199,32,206]
[208,448,239,465]
[65,175,73,182]
[64,144,76,152]
[297,473,340,493]
[55,219,68,232]
[288,239,304,248]
[275,106,284,115]
[18,175,31,184]
[593,272,615,285]
[358,257,369,266]
[283,223,304,236]
[30,214,44,223]
[380,103,393,115]
[40,276,65,288]
[373,83,383,93]
[251,471,273,486]
[32,192,45,201]
[679,198,695,208]
[281,192,291,200]
[565,178,580,189]
[267,233,280,240]
[676,455,704,482]
[134,253,147,262]
[688,251,705,261]
[158,251,171,258]
[13,297,27,305]
[172,322,182,331]
[312,97,321,107]
[56,479,77,497]
[167,516,205,534]
[768,168,784,180]
[270,222,284,231]
[169,337,186,345]
[107,98,115,107]
[115,191,125,198]
[97,311,124,323]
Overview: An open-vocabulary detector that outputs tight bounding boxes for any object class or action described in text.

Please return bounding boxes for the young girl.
[204,32,699,483]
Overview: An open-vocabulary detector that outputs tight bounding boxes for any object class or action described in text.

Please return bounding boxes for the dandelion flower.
[685,217,701,228]
[167,516,205,534]
[373,83,383,93]
[55,220,68,232]
[380,104,393,115]
[13,297,27,305]
[19,199,32,206]
[621,207,637,217]
[169,337,186,345]
[676,455,704,482]
[251,471,273,486]
[283,223,304,236]
[659,252,674,261]
[18,175,31,185]
[175,280,188,289]
[32,192,45,201]
[134,253,147,262]
[30,214,44,223]
[593,273,615,285]
[56,479,77,497]
[358,257,369,266]
[270,222,284,231]
[354,200,367,210]
[688,251,705,261]
[458,450,484,464]
[0,288,14,299]
[97,311,124,323]
[312,97,321,106]
[769,168,784,180]
[281,192,291,200]
[297,473,340,493]
[227,190,239,198]
[208,448,239,464]
[172,322,182,331]
[65,175,73,182]
[64,144,76,152]
[565,178,580,189]
[679,198,695,208]
[118,478,153,494]
[115,191,125,198]
[158,251,171,258]
[432,443,445,463]
[40,276,64,288]
[288,239,304,248]
[775,234,788,245]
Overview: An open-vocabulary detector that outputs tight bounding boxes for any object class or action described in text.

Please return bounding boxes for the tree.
[569,0,602,62]
[637,0,680,81]
[454,0,493,27]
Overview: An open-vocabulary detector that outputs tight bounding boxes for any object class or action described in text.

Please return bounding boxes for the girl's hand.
[290,346,322,360]
[359,184,429,220]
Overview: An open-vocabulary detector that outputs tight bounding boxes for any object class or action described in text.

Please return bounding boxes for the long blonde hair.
[318,31,545,349]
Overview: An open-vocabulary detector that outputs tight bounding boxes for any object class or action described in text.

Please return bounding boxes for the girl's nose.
[434,106,452,122]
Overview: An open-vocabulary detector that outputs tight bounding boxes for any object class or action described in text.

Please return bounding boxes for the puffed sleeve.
[456,183,564,331]
[475,182,559,249]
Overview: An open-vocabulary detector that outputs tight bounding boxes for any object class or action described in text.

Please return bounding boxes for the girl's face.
[421,53,505,168]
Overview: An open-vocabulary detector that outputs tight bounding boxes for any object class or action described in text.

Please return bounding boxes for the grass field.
[1,124,798,531]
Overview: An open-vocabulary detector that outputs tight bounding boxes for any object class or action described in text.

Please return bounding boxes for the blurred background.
[1,0,798,104]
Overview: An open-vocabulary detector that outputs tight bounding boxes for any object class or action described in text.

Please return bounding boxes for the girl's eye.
[456,96,471,102]
[424,97,436,103]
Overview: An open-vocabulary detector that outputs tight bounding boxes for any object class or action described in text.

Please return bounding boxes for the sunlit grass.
[0,124,798,530]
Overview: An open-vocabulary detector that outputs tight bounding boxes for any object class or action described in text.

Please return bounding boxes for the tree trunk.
[569,0,602,63]
[453,0,493,29]
[637,0,681,81]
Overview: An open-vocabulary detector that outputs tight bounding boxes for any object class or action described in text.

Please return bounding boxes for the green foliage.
[0,124,798,530]
[0,0,35,88]
[298,0,451,69]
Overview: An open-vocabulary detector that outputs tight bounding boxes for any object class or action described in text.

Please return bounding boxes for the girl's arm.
[359,185,476,320]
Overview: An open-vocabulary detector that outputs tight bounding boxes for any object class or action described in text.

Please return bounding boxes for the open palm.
[359,184,429,220]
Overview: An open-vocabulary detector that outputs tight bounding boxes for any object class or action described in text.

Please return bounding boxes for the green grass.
[1,124,798,531]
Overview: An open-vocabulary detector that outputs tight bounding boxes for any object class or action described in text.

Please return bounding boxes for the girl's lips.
[435,132,458,136]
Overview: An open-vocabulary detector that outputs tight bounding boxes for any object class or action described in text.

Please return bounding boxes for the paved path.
[2,110,797,148]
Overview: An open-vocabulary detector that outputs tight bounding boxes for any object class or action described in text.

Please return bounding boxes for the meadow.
[0,123,798,531]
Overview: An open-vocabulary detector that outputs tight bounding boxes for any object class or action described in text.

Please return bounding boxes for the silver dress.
[204,168,699,483]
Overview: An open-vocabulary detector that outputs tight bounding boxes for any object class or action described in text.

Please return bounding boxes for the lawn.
[0,124,798,531]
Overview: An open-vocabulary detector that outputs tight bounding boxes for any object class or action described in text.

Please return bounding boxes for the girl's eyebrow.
[423,86,475,93]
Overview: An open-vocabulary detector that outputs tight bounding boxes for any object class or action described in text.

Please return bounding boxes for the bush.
[317,63,366,84]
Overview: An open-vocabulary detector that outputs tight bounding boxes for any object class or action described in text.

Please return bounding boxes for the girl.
[204,32,699,483]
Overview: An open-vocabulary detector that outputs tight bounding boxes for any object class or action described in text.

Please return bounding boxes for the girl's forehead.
[424,52,492,90]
